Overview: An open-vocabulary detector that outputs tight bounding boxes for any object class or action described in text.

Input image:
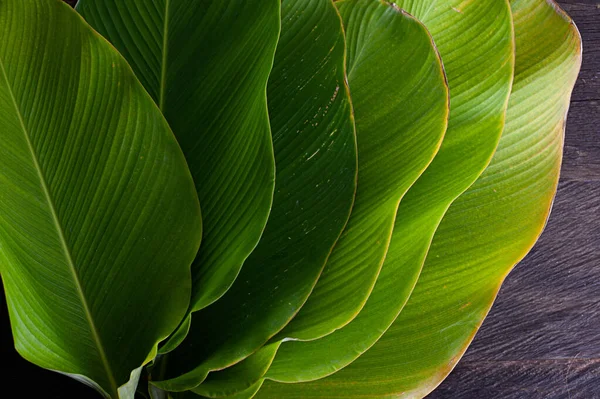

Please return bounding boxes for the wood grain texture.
[560,1,600,181]
[0,0,597,398]
[430,359,600,399]
[563,101,600,180]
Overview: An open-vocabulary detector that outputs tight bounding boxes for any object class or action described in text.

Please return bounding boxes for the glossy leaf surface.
[267,0,514,382]
[0,0,201,397]
[274,0,449,343]
[257,0,581,396]
[190,0,449,393]
[188,0,451,393]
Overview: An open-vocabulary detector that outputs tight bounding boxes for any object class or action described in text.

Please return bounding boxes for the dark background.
[1,0,598,398]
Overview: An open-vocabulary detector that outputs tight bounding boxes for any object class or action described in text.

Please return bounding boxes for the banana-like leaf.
[181,1,451,394]
[0,0,201,397]
[267,0,514,382]
[273,0,449,344]
[257,0,582,397]
[183,2,450,397]
[77,0,279,315]
[152,0,357,390]
[181,0,449,394]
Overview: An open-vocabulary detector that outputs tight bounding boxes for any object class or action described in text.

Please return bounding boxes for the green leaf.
[192,343,281,398]
[182,381,264,399]
[0,0,201,398]
[266,0,514,382]
[185,1,451,392]
[256,0,582,397]
[222,382,264,399]
[272,0,449,344]
[152,0,357,391]
[77,0,279,315]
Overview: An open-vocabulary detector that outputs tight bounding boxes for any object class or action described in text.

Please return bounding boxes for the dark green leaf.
[152,0,357,391]
[271,0,449,344]
[77,0,280,316]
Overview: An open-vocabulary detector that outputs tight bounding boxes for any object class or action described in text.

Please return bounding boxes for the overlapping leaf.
[183,1,450,395]
[77,0,279,316]
[192,343,281,398]
[0,0,201,397]
[180,382,263,399]
[267,0,514,382]
[1,0,582,397]
[257,0,581,397]
[273,0,449,344]
[174,1,450,395]
[152,0,357,391]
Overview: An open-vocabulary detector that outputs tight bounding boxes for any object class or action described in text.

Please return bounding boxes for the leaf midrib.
[0,56,119,397]
[158,0,170,111]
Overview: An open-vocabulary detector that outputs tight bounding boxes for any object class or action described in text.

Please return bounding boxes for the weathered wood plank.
[430,359,600,399]
[563,100,600,181]
[560,2,600,105]
[560,0,600,182]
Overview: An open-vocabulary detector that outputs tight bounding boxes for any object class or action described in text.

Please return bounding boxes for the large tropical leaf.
[77,0,279,315]
[0,0,201,397]
[183,2,450,396]
[267,0,514,382]
[151,0,357,391]
[272,0,449,344]
[257,0,582,397]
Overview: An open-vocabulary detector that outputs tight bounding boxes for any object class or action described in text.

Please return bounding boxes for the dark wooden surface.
[429,1,600,397]
[1,0,598,398]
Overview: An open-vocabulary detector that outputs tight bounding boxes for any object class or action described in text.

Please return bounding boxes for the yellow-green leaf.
[267,0,514,383]
[257,0,581,397]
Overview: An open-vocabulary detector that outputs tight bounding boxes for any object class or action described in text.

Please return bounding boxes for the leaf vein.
[0,54,119,398]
